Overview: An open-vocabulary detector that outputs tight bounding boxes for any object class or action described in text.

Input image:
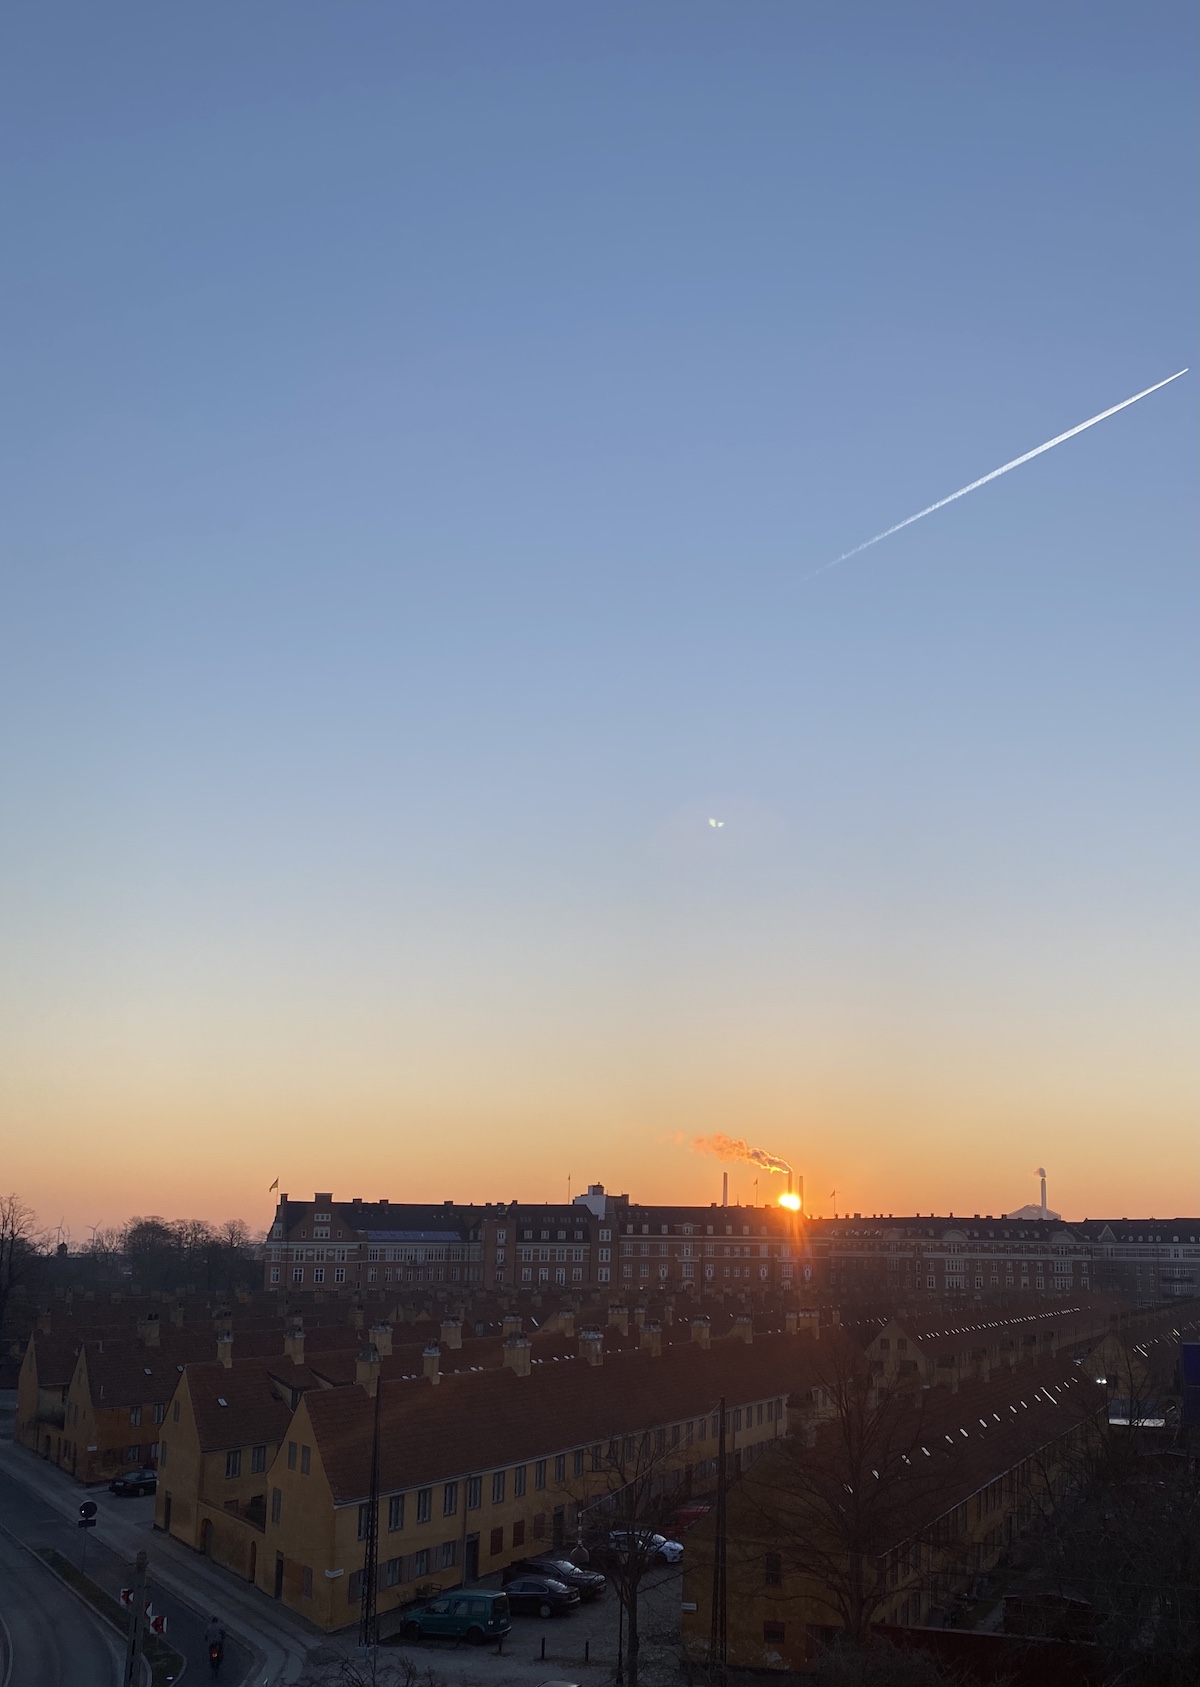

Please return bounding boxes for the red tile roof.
[305,1328,837,1504]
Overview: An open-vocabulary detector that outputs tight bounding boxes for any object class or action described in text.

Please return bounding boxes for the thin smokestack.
[722,1172,728,1207]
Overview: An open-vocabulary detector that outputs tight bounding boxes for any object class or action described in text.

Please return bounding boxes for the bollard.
[541,1636,546,1660]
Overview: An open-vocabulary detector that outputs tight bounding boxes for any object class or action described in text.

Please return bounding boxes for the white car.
[607,1529,684,1564]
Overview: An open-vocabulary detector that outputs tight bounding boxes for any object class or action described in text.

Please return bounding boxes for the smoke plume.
[692,1133,792,1176]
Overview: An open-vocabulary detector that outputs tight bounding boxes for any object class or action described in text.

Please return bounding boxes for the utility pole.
[358,1368,383,1658]
[708,1396,727,1683]
[122,1549,148,1687]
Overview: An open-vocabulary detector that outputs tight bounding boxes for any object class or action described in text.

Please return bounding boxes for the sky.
[1,2,1196,1238]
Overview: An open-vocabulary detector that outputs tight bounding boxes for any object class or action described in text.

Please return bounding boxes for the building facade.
[263,1190,1200,1306]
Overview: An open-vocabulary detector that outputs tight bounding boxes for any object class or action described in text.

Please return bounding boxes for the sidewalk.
[0,1438,318,1685]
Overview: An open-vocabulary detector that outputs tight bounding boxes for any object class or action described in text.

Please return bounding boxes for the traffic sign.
[79,1500,98,1529]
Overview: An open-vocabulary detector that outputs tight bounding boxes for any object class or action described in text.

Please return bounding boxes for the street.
[0,1520,122,1687]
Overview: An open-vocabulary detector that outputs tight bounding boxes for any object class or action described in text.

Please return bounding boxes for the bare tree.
[735,1341,967,1645]
[0,1194,45,1337]
[576,1428,692,1687]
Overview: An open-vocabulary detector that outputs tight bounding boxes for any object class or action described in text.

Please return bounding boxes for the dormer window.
[314,1212,332,1222]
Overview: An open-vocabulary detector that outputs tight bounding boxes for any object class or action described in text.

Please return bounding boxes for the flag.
[269,1178,279,1193]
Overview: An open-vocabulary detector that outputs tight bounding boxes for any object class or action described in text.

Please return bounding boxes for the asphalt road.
[0,1465,253,1685]
[0,1521,122,1687]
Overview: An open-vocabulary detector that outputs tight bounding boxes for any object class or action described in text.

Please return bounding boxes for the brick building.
[263,1189,1200,1306]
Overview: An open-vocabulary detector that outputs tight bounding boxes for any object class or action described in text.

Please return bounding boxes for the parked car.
[110,1468,157,1497]
[503,1575,581,1618]
[398,1589,511,1645]
[508,1558,606,1600]
[606,1529,684,1564]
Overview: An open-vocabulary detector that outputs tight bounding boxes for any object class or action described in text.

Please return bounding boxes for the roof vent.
[217,1397,228,1407]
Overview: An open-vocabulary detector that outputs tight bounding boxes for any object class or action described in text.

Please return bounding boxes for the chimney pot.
[503,1335,532,1378]
[356,1344,382,1395]
[578,1327,604,1366]
[440,1317,463,1349]
[422,1341,441,1384]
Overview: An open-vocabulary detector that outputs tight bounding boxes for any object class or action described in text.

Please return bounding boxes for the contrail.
[809,368,1188,581]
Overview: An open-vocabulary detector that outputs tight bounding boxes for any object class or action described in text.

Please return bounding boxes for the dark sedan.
[503,1576,581,1618]
[110,1468,157,1497]
[512,1558,606,1601]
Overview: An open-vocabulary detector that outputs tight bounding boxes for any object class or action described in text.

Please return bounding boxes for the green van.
[398,1589,511,1645]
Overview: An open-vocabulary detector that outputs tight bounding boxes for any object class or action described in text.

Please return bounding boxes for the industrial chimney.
[722,1172,728,1207]
[1038,1168,1048,1216]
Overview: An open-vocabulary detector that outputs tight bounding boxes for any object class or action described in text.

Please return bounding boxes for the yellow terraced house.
[156,1318,824,1631]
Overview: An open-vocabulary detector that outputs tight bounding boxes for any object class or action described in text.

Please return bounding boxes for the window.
[300,1445,311,1475]
[490,1526,504,1556]
[130,1406,142,1427]
[413,1548,429,1578]
[573,1450,585,1477]
[554,1454,566,1482]
[765,1552,782,1586]
[492,1470,506,1504]
[292,1268,303,1284]
[416,1488,432,1523]
[287,1442,297,1470]
[763,1621,785,1644]
[534,1460,547,1490]
[225,1449,242,1479]
[312,1267,324,1284]
[385,1557,402,1586]
[358,1502,375,1539]
[269,1267,280,1284]
[438,1540,457,1568]
[334,1267,346,1284]
[513,1465,526,1497]
[513,1519,526,1547]
[271,1487,282,1524]
[153,1403,166,1426]
[301,1566,313,1598]
[388,1494,405,1531]
[443,1481,458,1516]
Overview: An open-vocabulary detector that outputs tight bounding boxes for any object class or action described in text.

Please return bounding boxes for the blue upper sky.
[1,2,1195,1225]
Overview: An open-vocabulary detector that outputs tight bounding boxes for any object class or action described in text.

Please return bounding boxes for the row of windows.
[361,1401,787,1535]
[127,1404,167,1427]
[225,1444,269,1478]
